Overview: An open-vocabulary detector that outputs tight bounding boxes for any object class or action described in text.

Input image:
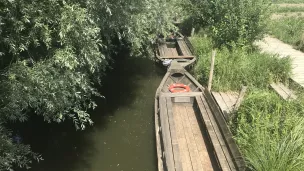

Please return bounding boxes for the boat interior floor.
[160,96,222,171]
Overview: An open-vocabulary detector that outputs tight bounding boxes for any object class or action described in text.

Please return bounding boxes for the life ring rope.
[169,83,190,93]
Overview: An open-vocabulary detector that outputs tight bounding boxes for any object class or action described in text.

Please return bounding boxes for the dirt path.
[255,35,304,87]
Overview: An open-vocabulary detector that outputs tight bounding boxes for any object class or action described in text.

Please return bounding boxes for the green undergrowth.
[275,6,304,13]
[268,17,304,51]
[231,90,304,171]
[190,35,292,91]
[273,0,304,3]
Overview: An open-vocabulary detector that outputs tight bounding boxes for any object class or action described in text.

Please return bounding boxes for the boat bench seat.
[158,44,167,57]
[177,39,192,56]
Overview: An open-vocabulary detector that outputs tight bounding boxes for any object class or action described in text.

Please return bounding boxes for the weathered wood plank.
[155,98,164,171]
[159,92,202,97]
[270,83,297,100]
[185,105,214,171]
[160,55,195,59]
[173,105,194,171]
[219,92,234,113]
[277,83,297,100]
[177,39,191,56]
[212,92,229,119]
[199,95,236,171]
[195,96,232,171]
[159,44,167,56]
[233,86,247,111]
[227,92,238,105]
[184,72,204,91]
[203,90,246,171]
[159,97,175,171]
[180,106,204,171]
[166,97,183,171]
[171,48,179,57]
[270,83,289,100]
[212,92,228,110]
[157,72,171,94]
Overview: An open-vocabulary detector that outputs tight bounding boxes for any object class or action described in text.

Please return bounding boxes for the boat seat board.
[159,44,167,57]
[161,55,195,59]
[177,39,192,56]
[159,97,175,171]
[270,83,297,100]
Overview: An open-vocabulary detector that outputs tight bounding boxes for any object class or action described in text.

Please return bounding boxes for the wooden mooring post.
[208,50,216,91]
[233,86,247,111]
[191,28,195,37]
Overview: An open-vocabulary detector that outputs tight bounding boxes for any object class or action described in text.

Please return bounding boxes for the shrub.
[184,0,272,47]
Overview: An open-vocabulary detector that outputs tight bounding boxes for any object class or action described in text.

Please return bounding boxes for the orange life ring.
[169,83,190,93]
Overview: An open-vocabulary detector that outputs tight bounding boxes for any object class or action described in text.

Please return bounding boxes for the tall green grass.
[231,91,304,170]
[273,0,304,3]
[275,6,304,13]
[190,35,292,91]
[268,18,304,51]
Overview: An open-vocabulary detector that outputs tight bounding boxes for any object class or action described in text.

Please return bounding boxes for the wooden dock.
[211,92,239,120]
[211,86,247,121]
[155,61,245,171]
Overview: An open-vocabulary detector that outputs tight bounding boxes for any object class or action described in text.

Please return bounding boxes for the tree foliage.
[183,0,272,47]
[0,0,177,169]
[0,124,42,171]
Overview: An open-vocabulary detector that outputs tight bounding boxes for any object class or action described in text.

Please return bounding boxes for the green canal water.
[20,56,165,171]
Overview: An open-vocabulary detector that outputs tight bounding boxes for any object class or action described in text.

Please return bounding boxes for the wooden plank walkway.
[270,82,297,101]
[255,35,304,87]
[211,92,239,119]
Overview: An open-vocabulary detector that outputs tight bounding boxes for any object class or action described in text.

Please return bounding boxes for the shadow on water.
[17,50,165,171]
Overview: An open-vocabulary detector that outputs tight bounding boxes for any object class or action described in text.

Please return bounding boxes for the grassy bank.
[275,6,304,13]
[232,90,304,170]
[190,34,303,170]
[190,35,291,91]
[273,0,304,3]
[268,18,304,51]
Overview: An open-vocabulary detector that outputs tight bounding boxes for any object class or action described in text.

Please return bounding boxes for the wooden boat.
[154,33,196,67]
[154,61,246,171]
